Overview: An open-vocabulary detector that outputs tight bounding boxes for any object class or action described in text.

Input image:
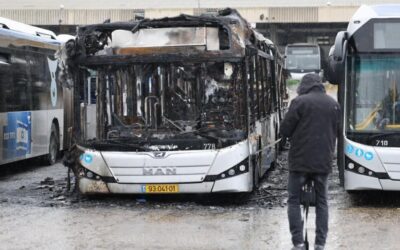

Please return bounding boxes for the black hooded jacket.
[280,74,340,174]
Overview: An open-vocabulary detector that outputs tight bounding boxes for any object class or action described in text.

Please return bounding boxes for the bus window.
[284,44,322,82]
[26,53,50,110]
[0,56,12,112]
[12,52,31,111]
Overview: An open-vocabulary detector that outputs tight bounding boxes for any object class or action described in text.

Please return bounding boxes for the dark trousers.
[287,171,329,246]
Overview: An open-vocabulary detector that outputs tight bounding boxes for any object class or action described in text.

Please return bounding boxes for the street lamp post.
[59,4,64,34]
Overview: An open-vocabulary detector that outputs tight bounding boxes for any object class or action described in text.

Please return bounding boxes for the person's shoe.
[291,244,306,250]
[315,244,325,250]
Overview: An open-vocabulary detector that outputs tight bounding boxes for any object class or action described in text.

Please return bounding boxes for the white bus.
[327,4,400,191]
[284,43,323,82]
[62,9,288,195]
[0,18,64,166]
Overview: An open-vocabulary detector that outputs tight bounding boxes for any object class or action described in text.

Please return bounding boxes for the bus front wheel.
[253,157,260,190]
[46,125,59,165]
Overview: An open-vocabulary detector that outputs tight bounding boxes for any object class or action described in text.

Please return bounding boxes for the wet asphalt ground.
[2,84,400,249]
[1,152,400,250]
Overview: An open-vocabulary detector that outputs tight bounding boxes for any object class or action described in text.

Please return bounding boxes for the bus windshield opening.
[86,62,247,151]
[347,55,400,132]
[285,46,320,71]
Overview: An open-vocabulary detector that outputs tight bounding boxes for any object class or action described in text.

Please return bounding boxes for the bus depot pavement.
[1,153,400,250]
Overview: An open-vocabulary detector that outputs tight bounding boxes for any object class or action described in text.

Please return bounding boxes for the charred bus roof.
[70,8,275,66]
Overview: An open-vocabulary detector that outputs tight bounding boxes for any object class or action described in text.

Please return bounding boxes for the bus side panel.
[28,51,64,156]
[255,115,277,176]
[46,56,64,150]
[46,108,64,150]
[30,110,49,157]
[0,47,35,164]
[0,113,3,163]
[63,87,73,149]
[0,110,64,165]
[25,52,48,158]
[0,111,32,164]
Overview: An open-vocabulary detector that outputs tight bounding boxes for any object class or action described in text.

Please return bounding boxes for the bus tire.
[46,125,59,165]
[337,133,345,187]
[253,157,260,190]
[270,136,280,171]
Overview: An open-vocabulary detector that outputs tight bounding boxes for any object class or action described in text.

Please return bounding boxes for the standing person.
[280,74,340,250]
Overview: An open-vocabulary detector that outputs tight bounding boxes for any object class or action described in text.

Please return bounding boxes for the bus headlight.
[345,156,389,179]
[204,158,249,181]
[86,171,94,179]
[357,166,365,174]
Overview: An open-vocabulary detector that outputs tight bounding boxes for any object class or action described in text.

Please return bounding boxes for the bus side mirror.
[333,31,348,62]
[326,31,348,85]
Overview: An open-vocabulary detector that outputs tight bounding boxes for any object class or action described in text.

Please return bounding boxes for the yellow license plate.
[143,184,179,193]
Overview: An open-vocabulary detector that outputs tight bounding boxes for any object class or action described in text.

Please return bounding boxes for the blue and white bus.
[328,5,400,191]
[284,43,323,82]
[0,18,65,166]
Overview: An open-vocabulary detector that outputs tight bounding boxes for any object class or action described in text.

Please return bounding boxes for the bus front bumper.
[78,172,252,194]
[345,170,400,191]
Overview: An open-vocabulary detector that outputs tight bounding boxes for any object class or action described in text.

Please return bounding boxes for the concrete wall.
[318,6,359,22]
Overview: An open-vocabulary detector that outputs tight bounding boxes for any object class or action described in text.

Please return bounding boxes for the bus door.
[25,51,50,156]
[83,73,97,140]
[0,49,13,163]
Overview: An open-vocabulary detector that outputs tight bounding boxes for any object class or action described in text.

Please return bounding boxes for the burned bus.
[62,9,287,195]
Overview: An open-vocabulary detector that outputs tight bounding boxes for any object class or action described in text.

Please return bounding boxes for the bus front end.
[344,51,400,190]
[74,140,252,194]
[284,43,323,84]
[329,5,400,191]
[61,9,282,195]
[344,138,400,191]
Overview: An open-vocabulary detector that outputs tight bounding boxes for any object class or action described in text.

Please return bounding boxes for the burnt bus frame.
[61,9,288,194]
[73,49,276,145]
[67,10,283,146]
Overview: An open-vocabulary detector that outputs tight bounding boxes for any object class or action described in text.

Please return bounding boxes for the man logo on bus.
[48,58,58,107]
[153,152,167,158]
